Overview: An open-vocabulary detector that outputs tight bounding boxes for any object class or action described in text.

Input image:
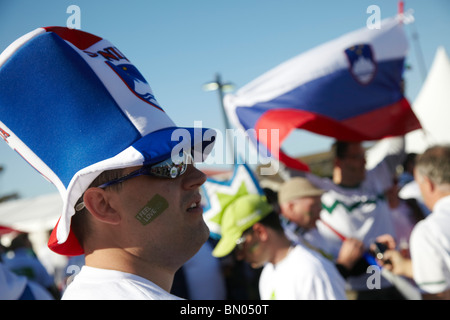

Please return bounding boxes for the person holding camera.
[378,145,450,300]
[289,137,407,299]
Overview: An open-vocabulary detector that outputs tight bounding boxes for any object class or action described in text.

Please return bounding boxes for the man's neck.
[271,236,294,265]
[84,247,175,292]
[332,168,361,188]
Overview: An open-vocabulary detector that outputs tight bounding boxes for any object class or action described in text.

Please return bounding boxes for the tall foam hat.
[0,27,216,256]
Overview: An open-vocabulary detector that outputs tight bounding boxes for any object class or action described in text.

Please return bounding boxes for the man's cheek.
[135,194,169,225]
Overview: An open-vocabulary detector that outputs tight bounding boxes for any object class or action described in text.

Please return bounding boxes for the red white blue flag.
[224,17,421,171]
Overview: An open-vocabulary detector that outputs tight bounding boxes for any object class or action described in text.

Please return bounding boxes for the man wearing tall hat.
[0,27,216,299]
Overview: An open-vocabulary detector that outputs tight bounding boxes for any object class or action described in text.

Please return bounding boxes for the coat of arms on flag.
[345,44,377,85]
[201,163,264,239]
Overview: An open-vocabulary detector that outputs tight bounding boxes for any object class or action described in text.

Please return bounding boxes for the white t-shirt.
[306,157,398,291]
[258,244,347,300]
[410,196,450,294]
[62,266,182,300]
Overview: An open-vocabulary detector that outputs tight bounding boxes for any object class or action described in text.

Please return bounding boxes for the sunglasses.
[97,151,193,189]
[235,235,247,252]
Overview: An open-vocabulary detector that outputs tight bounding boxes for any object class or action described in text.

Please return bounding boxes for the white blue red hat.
[0,27,216,256]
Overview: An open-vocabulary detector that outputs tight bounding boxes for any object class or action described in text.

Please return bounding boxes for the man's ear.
[252,223,269,242]
[83,188,121,225]
[423,175,436,193]
[280,202,294,220]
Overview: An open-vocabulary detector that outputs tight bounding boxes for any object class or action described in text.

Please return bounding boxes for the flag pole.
[398,0,427,83]
[398,0,404,15]
[203,73,237,166]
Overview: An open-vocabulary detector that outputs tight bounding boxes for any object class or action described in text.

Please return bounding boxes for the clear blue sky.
[0,0,449,198]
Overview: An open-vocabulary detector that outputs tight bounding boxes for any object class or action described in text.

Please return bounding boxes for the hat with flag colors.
[0,27,216,256]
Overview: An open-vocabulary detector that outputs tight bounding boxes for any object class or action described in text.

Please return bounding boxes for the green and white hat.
[212,194,272,258]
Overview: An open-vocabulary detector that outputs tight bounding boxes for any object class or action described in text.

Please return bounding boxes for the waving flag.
[201,163,264,239]
[224,17,421,171]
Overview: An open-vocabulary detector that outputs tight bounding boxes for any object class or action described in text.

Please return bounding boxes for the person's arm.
[367,136,406,172]
[335,238,366,278]
[380,249,450,300]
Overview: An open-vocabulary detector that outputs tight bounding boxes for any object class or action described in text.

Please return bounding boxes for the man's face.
[288,195,322,230]
[414,169,433,211]
[337,142,366,186]
[235,226,271,269]
[110,163,209,268]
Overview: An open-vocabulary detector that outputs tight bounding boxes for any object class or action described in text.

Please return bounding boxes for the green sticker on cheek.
[135,194,169,225]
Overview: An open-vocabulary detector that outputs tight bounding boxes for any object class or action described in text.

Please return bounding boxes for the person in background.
[0,262,53,300]
[379,145,450,300]
[2,233,60,299]
[398,153,417,188]
[278,177,366,280]
[384,176,426,257]
[170,239,227,300]
[212,194,347,300]
[35,229,69,292]
[298,137,407,299]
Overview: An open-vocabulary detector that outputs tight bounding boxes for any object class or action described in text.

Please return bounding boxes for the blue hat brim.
[132,126,216,165]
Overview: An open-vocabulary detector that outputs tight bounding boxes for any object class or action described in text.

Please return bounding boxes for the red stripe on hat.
[48,218,84,256]
[43,27,102,50]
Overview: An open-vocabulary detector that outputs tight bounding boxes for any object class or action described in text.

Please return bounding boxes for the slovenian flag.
[201,163,264,239]
[224,17,421,171]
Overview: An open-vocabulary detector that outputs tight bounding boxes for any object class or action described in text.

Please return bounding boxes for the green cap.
[212,194,273,258]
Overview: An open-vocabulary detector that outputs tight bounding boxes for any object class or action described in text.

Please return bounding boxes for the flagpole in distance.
[203,73,237,166]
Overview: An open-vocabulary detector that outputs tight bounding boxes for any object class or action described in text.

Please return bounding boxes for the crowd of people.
[1,139,449,300]
[0,27,449,300]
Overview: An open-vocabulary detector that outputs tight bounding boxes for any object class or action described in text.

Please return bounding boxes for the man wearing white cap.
[278,177,366,279]
[0,27,216,299]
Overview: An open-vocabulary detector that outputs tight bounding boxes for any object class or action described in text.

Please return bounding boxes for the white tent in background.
[367,46,450,169]
[406,46,450,153]
[0,192,61,249]
[0,192,61,233]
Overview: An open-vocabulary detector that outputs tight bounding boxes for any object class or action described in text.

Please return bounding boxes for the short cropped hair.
[255,210,284,234]
[71,168,125,247]
[331,141,352,159]
[415,145,450,186]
